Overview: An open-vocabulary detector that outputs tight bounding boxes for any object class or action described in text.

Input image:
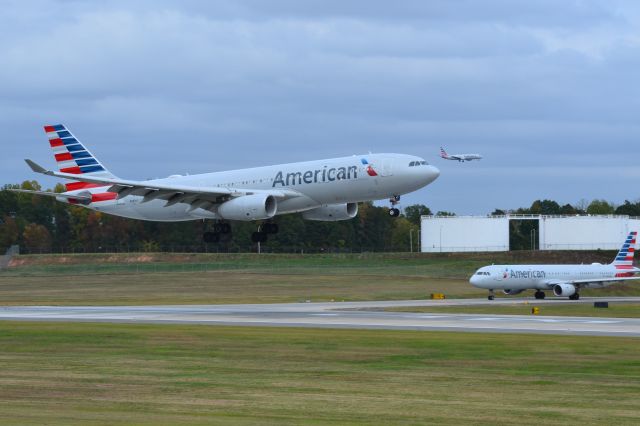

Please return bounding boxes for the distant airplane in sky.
[439,147,482,162]
[11,124,440,243]
[469,231,640,300]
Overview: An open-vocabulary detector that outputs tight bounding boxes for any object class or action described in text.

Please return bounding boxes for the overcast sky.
[2,0,639,214]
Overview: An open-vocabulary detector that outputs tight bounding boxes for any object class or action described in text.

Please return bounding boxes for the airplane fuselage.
[445,154,482,162]
[60,153,439,221]
[470,264,631,291]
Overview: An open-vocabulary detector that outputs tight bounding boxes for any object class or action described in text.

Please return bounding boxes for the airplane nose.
[469,275,480,287]
[425,165,440,184]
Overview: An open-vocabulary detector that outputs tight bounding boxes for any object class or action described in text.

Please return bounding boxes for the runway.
[2,297,640,337]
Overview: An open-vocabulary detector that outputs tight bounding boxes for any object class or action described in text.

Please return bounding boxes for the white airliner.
[470,231,640,300]
[439,147,482,162]
[12,124,440,243]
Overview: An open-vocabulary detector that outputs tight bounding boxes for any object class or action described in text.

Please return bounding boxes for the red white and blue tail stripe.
[440,147,449,159]
[44,124,116,192]
[613,231,637,276]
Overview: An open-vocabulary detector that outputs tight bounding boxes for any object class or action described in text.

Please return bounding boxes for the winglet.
[25,159,49,174]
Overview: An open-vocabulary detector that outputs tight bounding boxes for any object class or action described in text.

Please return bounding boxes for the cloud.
[1,0,639,214]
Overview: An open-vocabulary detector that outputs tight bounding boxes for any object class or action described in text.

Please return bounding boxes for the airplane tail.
[44,124,118,191]
[612,231,637,272]
[440,147,449,159]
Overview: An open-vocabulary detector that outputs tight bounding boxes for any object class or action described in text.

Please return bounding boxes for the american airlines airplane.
[439,147,482,162]
[470,231,640,300]
[12,124,440,243]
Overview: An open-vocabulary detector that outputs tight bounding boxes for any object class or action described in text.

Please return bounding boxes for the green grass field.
[2,254,640,424]
[1,322,639,425]
[2,252,640,306]
[0,253,486,305]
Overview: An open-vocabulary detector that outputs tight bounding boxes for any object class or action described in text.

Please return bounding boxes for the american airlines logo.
[273,165,360,187]
[508,270,546,279]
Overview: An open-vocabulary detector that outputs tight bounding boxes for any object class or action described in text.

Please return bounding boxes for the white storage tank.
[420,216,509,252]
[539,216,640,250]
[420,214,640,252]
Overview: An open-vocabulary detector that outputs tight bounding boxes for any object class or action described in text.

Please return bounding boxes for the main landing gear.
[203,222,232,243]
[569,293,580,300]
[251,222,279,243]
[388,195,401,217]
[487,289,495,301]
[534,290,546,300]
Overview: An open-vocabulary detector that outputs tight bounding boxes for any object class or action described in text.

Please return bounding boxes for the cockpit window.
[410,160,429,167]
[409,161,416,167]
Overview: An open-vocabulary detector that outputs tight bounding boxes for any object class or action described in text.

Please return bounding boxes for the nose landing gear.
[488,289,495,300]
[388,195,401,217]
[251,222,279,243]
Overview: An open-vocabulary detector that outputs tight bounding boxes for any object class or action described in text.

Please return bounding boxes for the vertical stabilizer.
[44,124,117,191]
[613,231,637,275]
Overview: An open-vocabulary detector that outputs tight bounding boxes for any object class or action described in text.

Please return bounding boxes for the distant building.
[420,215,640,252]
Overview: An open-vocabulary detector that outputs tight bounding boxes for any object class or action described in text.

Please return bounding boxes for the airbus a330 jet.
[12,124,440,243]
[470,231,640,300]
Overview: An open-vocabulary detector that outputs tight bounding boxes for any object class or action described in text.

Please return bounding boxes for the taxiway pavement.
[1,297,640,337]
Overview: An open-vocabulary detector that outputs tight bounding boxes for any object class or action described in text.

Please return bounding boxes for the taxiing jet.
[12,124,440,243]
[469,231,640,300]
[439,147,482,162]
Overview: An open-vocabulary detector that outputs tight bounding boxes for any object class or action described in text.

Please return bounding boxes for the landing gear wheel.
[534,291,546,300]
[262,223,279,234]
[203,232,220,243]
[214,223,232,234]
[388,195,401,217]
[251,232,268,243]
[488,290,495,301]
[569,293,580,300]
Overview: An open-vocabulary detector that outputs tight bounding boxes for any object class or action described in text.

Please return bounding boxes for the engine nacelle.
[553,283,576,297]
[217,194,277,221]
[302,203,358,221]
[502,289,524,296]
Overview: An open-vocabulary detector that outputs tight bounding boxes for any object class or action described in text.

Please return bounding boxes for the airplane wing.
[569,276,640,285]
[24,159,301,210]
[545,276,640,288]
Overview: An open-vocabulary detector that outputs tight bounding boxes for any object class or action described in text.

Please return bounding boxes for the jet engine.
[217,194,277,221]
[302,203,358,221]
[502,289,524,296]
[553,283,576,297]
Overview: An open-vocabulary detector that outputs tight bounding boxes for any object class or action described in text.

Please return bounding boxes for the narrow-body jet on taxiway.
[470,231,640,300]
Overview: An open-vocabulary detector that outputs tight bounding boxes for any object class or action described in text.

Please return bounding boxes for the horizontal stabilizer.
[7,188,92,202]
[25,159,48,174]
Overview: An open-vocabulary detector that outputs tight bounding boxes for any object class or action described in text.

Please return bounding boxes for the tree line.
[1,181,638,253]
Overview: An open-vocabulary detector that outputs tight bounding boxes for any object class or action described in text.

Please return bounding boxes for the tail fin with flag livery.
[44,124,117,191]
[612,231,637,271]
